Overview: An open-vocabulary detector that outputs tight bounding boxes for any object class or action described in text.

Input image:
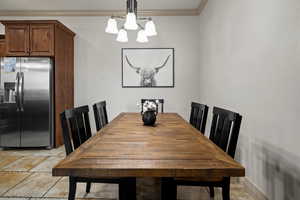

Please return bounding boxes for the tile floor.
[0,147,255,200]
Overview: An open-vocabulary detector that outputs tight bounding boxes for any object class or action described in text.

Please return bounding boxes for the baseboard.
[241,177,268,200]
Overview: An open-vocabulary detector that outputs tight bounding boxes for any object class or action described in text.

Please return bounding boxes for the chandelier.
[105,0,157,43]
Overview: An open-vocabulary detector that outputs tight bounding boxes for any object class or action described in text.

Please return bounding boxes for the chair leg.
[222,178,230,200]
[161,178,177,200]
[68,177,77,200]
[86,182,91,193]
[119,178,136,200]
[209,186,215,197]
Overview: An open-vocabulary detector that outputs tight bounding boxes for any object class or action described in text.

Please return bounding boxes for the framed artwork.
[122,48,175,88]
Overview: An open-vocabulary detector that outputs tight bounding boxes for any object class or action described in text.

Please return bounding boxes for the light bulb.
[116,29,128,42]
[105,18,118,34]
[145,20,157,36]
[136,30,148,43]
[124,12,138,30]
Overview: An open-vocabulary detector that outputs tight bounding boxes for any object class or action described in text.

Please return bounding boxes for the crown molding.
[0,1,207,16]
[197,0,208,15]
[0,9,199,17]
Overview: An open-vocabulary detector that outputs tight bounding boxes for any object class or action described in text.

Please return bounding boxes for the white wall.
[198,0,300,199]
[70,16,201,123]
[0,16,201,130]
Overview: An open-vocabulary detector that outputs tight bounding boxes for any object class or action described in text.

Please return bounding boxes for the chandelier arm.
[112,16,151,23]
[111,16,125,20]
[137,23,145,30]
[137,17,152,21]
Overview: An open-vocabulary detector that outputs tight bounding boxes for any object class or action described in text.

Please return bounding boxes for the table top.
[52,113,245,178]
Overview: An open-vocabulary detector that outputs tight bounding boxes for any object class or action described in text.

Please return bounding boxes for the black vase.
[142,111,157,126]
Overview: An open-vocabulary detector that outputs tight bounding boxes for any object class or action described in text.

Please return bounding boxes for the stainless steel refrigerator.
[0,57,53,148]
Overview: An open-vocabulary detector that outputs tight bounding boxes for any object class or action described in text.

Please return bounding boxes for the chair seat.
[175,176,224,182]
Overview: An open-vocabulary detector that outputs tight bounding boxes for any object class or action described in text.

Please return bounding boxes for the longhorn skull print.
[125,55,171,87]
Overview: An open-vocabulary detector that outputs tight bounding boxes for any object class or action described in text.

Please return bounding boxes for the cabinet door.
[0,40,6,57]
[6,24,30,56]
[30,24,54,56]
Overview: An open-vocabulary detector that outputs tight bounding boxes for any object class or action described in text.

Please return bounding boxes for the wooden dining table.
[53,112,245,200]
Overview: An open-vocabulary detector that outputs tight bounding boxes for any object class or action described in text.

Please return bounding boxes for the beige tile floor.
[0,147,255,200]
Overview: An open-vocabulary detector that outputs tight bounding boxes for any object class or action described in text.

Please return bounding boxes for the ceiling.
[0,0,202,11]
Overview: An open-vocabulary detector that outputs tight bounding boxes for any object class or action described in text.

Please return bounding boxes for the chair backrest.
[209,107,242,158]
[189,102,209,134]
[141,99,164,113]
[60,105,92,155]
[93,101,108,132]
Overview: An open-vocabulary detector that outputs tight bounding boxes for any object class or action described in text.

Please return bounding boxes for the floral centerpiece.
[139,100,158,126]
[142,100,158,113]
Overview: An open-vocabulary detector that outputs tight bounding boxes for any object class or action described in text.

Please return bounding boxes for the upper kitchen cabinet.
[5,24,30,56]
[0,35,5,57]
[1,21,73,57]
[30,24,54,56]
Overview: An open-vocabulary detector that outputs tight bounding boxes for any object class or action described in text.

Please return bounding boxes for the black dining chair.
[189,102,209,134]
[141,99,164,113]
[60,105,133,200]
[93,101,108,131]
[175,106,242,200]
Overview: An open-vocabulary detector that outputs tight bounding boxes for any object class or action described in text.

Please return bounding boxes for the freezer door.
[20,57,52,147]
[0,57,22,147]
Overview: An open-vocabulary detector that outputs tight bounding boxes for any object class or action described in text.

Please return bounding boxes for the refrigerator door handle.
[19,72,25,112]
[14,72,20,112]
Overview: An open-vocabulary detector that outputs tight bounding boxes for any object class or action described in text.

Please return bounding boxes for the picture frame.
[122,48,175,88]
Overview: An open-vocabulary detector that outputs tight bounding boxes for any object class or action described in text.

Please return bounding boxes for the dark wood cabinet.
[30,24,54,56]
[3,22,55,56]
[0,37,5,57]
[53,24,75,147]
[5,24,30,56]
[1,20,75,147]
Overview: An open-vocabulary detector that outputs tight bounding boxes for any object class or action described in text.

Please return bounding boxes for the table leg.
[161,178,177,200]
[119,177,176,200]
[136,178,161,200]
[119,178,136,200]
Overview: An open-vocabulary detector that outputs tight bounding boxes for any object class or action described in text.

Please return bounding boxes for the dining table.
[53,112,245,200]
